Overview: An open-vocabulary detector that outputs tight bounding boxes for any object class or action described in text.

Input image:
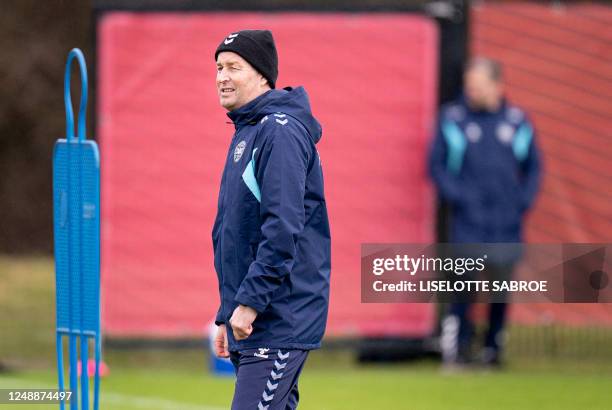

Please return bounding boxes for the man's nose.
[217,68,229,83]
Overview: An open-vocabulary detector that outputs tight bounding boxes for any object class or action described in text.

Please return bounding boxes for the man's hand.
[214,324,229,358]
[229,305,258,341]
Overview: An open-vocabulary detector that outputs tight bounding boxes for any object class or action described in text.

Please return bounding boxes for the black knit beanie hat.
[214,30,278,89]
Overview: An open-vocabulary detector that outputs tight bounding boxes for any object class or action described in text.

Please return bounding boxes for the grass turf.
[1,356,612,410]
[1,255,611,409]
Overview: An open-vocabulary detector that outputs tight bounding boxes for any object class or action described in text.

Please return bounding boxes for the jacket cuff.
[215,308,225,326]
[234,293,267,314]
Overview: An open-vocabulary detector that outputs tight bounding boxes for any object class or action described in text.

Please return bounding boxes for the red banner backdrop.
[471,3,612,326]
[98,12,438,338]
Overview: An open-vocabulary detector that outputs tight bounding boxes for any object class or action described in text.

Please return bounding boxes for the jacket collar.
[226,90,274,130]
[461,93,508,115]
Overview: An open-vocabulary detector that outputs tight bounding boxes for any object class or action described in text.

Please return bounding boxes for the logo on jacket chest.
[234,140,247,162]
[496,123,515,145]
[465,122,482,143]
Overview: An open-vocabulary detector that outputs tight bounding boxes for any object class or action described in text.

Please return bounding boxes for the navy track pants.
[230,348,309,410]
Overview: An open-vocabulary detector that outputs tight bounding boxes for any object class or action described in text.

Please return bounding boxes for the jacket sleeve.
[428,119,476,205]
[215,307,224,326]
[234,125,310,313]
[212,175,226,325]
[518,120,542,212]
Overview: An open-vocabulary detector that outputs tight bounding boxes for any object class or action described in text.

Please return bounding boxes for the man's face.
[464,66,502,111]
[216,51,267,111]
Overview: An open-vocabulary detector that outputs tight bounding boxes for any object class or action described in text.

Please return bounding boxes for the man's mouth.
[220,87,235,95]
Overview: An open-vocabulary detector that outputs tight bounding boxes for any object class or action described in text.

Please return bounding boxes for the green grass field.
[1,256,611,410]
[2,356,612,410]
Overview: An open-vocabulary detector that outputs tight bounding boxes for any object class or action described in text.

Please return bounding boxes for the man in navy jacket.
[429,58,541,368]
[212,30,331,409]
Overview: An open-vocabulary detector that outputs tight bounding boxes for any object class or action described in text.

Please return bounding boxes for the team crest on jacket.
[234,141,246,162]
[465,122,482,143]
[496,123,515,145]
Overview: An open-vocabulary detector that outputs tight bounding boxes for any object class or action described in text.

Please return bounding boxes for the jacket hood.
[227,86,323,143]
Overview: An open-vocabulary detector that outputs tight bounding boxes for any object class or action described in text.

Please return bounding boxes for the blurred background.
[0,0,611,409]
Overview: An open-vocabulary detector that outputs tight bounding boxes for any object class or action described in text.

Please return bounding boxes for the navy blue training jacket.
[212,86,331,352]
[429,96,542,249]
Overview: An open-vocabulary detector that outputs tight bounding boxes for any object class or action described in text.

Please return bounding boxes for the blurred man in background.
[429,57,542,368]
[211,30,331,409]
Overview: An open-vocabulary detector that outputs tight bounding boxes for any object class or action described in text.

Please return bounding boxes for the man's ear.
[259,74,269,89]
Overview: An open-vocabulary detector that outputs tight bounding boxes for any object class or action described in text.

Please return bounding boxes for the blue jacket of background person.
[212,86,331,352]
[429,96,542,252]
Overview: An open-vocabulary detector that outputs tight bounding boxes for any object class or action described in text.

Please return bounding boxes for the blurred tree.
[0,0,91,253]
[0,0,463,253]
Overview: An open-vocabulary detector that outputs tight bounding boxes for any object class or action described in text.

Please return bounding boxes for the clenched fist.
[214,324,229,358]
[229,305,258,341]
